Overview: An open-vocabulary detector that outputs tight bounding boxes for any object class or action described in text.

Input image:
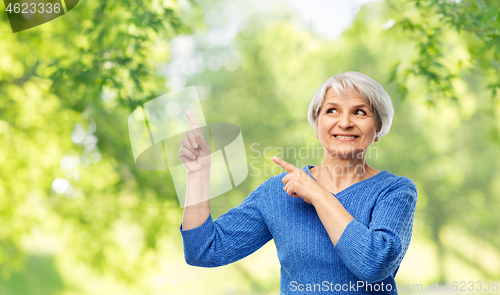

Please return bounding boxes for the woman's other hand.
[179,110,211,174]
[273,157,328,205]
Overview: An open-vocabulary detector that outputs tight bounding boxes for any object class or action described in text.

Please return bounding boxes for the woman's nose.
[338,114,354,129]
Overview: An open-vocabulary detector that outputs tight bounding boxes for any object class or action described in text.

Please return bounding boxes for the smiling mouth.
[334,135,359,139]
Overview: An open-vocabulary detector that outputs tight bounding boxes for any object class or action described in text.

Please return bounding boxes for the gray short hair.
[307,71,394,138]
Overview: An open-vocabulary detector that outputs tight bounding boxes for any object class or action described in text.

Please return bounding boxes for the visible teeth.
[336,135,356,139]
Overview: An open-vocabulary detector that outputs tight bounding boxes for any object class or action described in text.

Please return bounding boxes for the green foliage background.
[0,0,499,294]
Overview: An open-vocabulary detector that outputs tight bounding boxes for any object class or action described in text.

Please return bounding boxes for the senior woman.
[179,71,417,294]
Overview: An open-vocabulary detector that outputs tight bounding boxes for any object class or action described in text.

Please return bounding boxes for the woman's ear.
[374,123,382,142]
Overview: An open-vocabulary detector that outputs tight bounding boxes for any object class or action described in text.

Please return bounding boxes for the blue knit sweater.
[179,165,417,294]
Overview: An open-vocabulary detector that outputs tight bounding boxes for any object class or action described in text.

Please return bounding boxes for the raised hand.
[273,157,327,205]
[179,110,211,174]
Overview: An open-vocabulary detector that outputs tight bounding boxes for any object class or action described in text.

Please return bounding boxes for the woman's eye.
[354,109,366,115]
[327,108,338,114]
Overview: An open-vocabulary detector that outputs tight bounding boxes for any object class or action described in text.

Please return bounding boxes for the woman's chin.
[323,145,366,159]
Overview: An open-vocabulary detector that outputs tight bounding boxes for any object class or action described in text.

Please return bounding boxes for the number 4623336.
[6,2,62,14]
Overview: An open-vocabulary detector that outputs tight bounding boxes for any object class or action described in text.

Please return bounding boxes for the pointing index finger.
[273,156,298,173]
[184,109,200,130]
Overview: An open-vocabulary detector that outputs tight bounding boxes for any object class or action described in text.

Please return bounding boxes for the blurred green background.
[1,0,500,294]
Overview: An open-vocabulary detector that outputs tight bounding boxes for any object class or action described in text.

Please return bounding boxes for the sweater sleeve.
[179,184,273,267]
[334,177,417,283]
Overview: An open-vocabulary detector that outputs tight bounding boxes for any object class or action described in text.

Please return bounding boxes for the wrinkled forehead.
[322,86,372,108]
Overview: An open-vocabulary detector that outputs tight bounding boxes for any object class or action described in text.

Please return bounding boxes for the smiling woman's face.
[316,87,380,159]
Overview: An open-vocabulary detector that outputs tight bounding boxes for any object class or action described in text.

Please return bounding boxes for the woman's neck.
[311,157,380,192]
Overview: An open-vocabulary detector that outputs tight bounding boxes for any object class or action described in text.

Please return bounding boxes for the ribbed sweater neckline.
[304,164,389,197]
